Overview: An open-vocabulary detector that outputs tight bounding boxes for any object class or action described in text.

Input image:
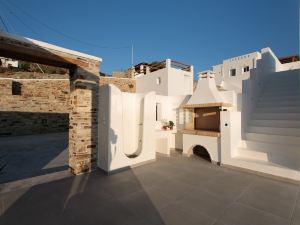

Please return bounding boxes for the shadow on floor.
[0,132,68,184]
[0,168,167,225]
[1,154,299,225]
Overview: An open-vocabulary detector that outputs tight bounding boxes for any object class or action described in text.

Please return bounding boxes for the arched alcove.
[192,145,211,162]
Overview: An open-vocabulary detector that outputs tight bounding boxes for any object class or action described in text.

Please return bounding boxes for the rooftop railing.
[170,60,192,72]
[134,59,192,76]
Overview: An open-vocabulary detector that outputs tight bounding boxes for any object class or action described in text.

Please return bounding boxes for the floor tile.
[216,202,290,225]
[237,177,298,219]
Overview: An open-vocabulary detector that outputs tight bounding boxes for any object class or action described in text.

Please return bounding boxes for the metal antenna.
[131,44,134,68]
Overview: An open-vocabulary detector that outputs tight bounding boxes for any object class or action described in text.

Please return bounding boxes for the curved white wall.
[98,84,156,172]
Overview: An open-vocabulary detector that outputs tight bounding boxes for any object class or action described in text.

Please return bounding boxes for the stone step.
[257,101,300,108]
[235,147,300,166]
[245,132,300,145]
[258,95,300,102]
[250,119,300,128]
[252,112,300,120]
[228,157,300,181]
[239,140,300,155]
[255,106,300,113]
[236,148,268,161]
[264,86,300,92]
[262,90,300,97]
[247,126,300,136]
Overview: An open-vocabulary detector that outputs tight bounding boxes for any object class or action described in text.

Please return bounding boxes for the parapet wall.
[0,74,70,136]
[100,76,136,92]
[0,72,136,136]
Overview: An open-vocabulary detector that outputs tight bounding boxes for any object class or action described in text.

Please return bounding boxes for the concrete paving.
[0,152,299,225]
[0,132,68,184]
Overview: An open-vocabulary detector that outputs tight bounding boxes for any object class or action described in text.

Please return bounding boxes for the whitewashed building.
[0,57,18,68]
[212,51,261,93]
[98,48,300,182]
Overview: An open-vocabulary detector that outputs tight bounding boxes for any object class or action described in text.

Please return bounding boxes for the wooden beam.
[182,102,232,108]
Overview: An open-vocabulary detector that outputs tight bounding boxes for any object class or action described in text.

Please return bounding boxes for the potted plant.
[168,121,175,130]
[162,120,168,130]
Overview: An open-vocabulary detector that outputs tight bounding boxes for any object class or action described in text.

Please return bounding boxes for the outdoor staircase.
[232,69,300,181]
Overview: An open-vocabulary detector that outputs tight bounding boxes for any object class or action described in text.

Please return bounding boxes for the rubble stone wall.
[0,76,70,136]
[100,76,136,92]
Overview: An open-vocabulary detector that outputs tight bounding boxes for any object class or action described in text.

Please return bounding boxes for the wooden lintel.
[181,129,220,137]
[182,102,232,108]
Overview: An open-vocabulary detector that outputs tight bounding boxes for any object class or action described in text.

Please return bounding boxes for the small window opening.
[243,66,250,73]
[156,77,161,85]
[156,103,162,121]
[229,69,236,76]
[12,81,22,95]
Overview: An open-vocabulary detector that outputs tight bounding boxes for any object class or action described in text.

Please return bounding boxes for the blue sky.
[0,0,298,77]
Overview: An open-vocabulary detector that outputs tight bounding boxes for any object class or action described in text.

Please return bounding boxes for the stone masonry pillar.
[69,64,100,174]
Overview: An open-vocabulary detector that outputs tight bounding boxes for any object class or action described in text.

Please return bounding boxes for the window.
[156,77,161,85]
[156,103,162,121]
[243,66,250,73]
[230,69,236,76]
[12,81,22,95]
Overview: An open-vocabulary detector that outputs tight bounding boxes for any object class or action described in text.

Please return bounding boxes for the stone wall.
[0,73,135,137]
[112,68,133,78]
[0,71,69,79]
[100,76,136,92]
[0,76,70,136]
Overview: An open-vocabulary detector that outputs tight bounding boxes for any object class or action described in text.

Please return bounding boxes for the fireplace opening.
[193,145,211,162]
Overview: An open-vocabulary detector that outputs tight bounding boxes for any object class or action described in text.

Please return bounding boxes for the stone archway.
[0,32,102,174]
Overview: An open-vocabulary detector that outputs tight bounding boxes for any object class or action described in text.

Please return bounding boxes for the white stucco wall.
[154,95,189,154]
[186,72,237,109]
[136,59,193,96]
[167,67,193,96]
[182,134,221,163]
[98,84,156,172]
[220,111,241,163]
[136,67,169,95]
[212,51,261,93]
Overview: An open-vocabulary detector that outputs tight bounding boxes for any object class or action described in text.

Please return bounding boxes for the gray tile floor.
[0,152,299,225]
[0,132,68,184]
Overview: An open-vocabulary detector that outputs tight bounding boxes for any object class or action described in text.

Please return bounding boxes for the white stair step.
[252,112,300,120]
[236,148,268,161]
[257,101,300,108]
[250,119,300,128]
[248,126,300,136]
[245,132,300,145]
[262,91,300,97]
[239,140,300,155]
[255,106,300,113]
[264,87,300,92]
[235,147,300,166]
[228,157,300,181]
[259,96,300,102]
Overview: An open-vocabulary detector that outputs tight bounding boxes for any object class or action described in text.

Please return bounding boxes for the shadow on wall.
[109,127,118,161]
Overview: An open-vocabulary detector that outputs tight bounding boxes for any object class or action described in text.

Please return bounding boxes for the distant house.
[0,57,19,68]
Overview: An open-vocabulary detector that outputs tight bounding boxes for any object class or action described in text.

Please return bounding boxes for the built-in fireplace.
[181,71,232,137]
[194,107,220,132]
[180,70,234,163]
